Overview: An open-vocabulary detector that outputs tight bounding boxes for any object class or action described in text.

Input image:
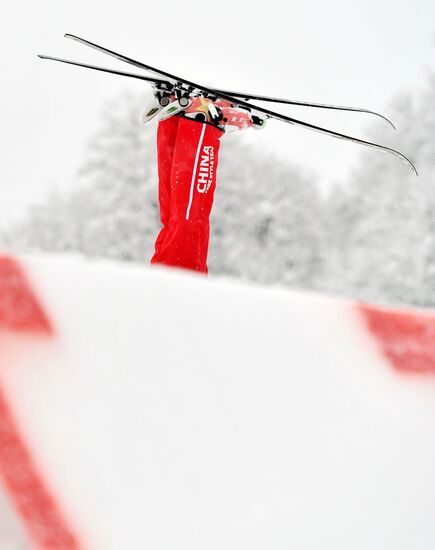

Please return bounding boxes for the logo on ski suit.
[196,146,215,194]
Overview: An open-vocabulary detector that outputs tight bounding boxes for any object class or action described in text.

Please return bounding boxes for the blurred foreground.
[0,254,434,549]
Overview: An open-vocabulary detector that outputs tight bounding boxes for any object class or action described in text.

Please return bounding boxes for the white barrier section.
[0,254,434,550]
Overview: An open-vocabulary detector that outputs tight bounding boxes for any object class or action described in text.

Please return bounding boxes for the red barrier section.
[360,304,435,374]
[0,256,53,334]
[0,256,80,549]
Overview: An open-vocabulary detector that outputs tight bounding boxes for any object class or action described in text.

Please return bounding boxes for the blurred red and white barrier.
[0,254,434,550]
[0,256,79,549]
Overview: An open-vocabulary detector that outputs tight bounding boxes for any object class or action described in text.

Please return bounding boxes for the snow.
[0,254,435,549]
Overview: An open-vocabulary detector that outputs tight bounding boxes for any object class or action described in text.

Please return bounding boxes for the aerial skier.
[143,96,265,273]
[38,34,418,274]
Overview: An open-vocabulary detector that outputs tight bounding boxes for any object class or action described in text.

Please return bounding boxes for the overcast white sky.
[1,0,434,226]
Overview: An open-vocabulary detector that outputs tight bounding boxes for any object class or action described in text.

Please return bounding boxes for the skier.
[38,34,418,272]
[144,96,266,274]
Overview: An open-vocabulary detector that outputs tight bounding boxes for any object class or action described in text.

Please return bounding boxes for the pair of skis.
[38,34,417,175]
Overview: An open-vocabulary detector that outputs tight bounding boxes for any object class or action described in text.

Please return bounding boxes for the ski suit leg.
[152,116,181,257]
[151,117,223,274]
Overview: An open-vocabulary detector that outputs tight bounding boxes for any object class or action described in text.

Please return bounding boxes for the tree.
[323,72,435,308]
[9,93,160,262]
[7,93,326,293]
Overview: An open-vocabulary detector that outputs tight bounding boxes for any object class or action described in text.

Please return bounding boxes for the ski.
[38,55,171,87]
[40,34,418,175]
[64,34,417,175]
[64,34,399,133]
[213,91,395,129]
[38,55,394,129]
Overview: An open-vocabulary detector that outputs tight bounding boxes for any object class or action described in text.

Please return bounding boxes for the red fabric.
[0,256,79,549]
[0,256,53,334]
[151,116,223,274]
[359,304,435,374]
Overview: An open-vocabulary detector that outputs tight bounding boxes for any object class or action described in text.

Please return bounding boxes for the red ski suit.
[151,116,223,274]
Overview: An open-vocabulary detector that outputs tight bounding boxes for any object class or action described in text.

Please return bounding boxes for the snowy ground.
[0,254,434,549]
[0,486,27,550]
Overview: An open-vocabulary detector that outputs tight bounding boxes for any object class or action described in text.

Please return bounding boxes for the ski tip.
[402,157,418,176]
[387,119,396,131]
[369,111,396,130]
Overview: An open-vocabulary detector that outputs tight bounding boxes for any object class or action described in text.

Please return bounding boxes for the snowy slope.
[0,254,434,550]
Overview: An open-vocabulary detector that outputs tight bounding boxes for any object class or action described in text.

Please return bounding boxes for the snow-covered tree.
[6,73,435,308]
[210,141,324,289]
[323,73,435,307]
[7,93,326,292]
[9,93,160,262]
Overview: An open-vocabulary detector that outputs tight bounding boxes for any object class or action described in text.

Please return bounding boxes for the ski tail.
[38,55,169,85]
[64,33,168,80]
